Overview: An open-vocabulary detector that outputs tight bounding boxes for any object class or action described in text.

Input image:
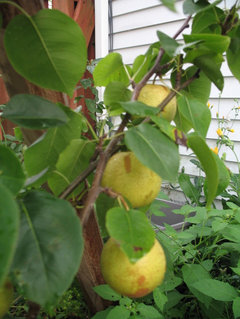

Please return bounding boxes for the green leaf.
[187,133,218,207]
[151,116,186,145]
[153,287,168,312]
[184,34,230,54]
[0,184,19,288]
[221,225,240,243]
[212,153,230,196]
[227,38,240,81]
[233,297,240,319]
[192,7,224,34]
[93,285,121,301]
[121,101,159,117]
[4,10,87,96]
[159,272,183,292]
[104,81,132,115]
[91,308,113,319]
[178,173,201,204]
[48,139,95,196]
[93,53,129,87]
[106,207,155,262]
[183,0,221,15]
[172,66,211,104]
[0,145,25,195]
[164,290,184,311]
[95,193,119,238]
[24,105,83,185]
[177,96,211,138]
[3,94,68,129]
[106,306,131,319]
[192,279,238,301]
[12,191,84,308]
[231,267,240,276]
[136,303,163,319]
[160,0,176,12]
[125,123,179,181]
[182,263,212,305]
[132,55,151,83]
[174,107,193,133]
[194,54,224,91]
[157,31,179,56]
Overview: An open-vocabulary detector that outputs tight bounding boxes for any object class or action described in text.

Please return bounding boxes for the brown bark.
[0,0,106,315]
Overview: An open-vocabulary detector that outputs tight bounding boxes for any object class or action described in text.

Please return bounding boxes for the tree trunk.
[0,0,106,314]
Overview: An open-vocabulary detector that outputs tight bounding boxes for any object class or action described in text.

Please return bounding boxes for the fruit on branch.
[101,152,162,208]
[0,280,14,318]
[101,238,166,298]
[137,84,177,122]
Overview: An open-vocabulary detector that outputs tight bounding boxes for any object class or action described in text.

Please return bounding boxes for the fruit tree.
[0,0,239,317]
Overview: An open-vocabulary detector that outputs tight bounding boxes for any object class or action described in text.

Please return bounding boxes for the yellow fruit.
[101,152,161,208]
[101,238,166,298]
[137,84,177,122]
[0,281,13,318]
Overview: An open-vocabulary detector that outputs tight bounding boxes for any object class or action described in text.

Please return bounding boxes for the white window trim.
[94,0,109,59]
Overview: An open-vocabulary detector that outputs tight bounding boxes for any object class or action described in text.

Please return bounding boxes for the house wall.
[96,0,240,204]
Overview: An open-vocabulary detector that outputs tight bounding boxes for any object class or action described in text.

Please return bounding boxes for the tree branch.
[75,15,194,226]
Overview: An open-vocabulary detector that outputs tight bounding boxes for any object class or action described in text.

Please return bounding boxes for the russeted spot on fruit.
[101,152,162,208]
[0,280,14,318]
[100,238,166,298]
[137,84,177,122]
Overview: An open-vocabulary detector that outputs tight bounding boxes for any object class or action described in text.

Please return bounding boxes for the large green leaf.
[106,207,155,262]
[4,9,86,96]
[227,37,240,81]
[125,123,179,181]
[93,53,129,87]
[24,105,83,185]
[182,264,212,305]
[0,145,25,195]
[48,139,95,196]
[184,34,230,54]
[191,7,224,34]
[193,54,224,91]
[3,94,68,129]
[233,297,240,319]
[221,225,240,243]
[187,133,218,207]
[0,184,19,288]
[177,96,211,138]
[192,279,238,301]
[12,191,84,308]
